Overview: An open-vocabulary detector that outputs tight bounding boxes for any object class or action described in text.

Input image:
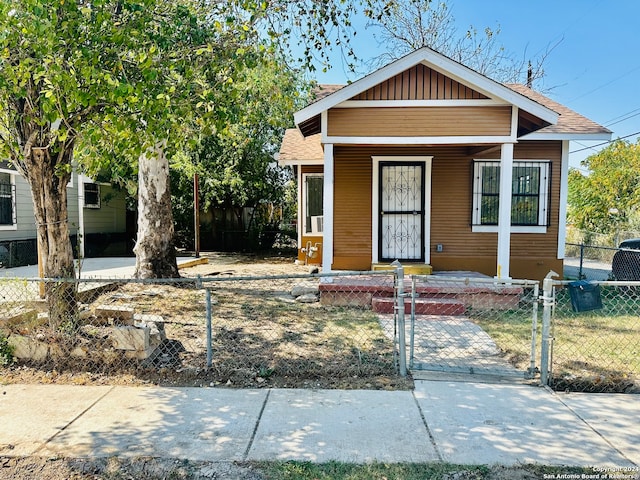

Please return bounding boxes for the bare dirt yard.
[1,252,411,391]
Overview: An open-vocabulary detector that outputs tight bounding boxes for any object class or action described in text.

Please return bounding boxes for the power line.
[567,64,640,103]
[604,106,640,126]
[605,110,640,128]
[569,130,640,154]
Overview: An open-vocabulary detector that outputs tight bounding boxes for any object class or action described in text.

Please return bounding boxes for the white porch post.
[557,140,570,259]
[496,143,514,279]
[322,143,334,272]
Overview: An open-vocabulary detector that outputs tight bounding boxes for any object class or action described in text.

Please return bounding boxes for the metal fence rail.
[542,278,640,393]
[3,267,639,393]
[0,271,402,388]
[407,274,540,379]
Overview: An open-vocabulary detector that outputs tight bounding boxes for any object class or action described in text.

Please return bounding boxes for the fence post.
[540,271,558,386]
[526,282,540,379]
[205,287,212,368]
[393,261,407,377]
[579,243,585,279]
[409,275,416,369]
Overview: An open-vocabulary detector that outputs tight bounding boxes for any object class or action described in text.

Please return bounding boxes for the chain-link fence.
[4,268,638,393]
[565,242,640,281]
[544,279,640,393]
[0,271,406,389]
[406,274,540,379]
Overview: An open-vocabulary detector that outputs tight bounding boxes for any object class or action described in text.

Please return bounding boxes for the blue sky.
[309,0,640,169]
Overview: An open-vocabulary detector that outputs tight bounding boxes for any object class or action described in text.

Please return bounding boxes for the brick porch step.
[372,296,466,316]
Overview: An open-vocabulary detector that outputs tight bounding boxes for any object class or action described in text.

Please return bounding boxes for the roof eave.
[520,132,612,141]
[294,47,559,128]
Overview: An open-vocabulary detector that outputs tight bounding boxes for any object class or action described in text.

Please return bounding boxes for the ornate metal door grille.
[379,163,425,261]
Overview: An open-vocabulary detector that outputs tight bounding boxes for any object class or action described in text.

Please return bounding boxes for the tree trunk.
[24,146,77,330]
[134,142,180,279]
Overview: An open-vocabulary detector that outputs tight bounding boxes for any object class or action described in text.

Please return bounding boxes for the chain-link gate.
[407,274,540,379]
[542,278,640,393]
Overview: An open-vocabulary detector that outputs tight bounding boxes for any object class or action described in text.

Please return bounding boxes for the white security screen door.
[379,163,425,261]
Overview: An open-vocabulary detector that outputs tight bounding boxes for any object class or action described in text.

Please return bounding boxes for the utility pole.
[194,173,200,258]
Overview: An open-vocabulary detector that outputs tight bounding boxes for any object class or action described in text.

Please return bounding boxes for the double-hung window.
[84,182,101,209]
[472,160,550,232]
[303,174,323,235]
[0,172,16,229]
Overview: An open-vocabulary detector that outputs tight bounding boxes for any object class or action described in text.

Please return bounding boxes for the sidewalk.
[1,379,638,468]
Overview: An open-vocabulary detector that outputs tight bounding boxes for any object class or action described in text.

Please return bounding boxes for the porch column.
[557,140,570,259]
[322,143,334,272]
[496,143,514,279]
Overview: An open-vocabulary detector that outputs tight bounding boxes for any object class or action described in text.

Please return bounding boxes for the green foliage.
[170,52,303,250]
[568,140,640,235]
[0,333,14,366]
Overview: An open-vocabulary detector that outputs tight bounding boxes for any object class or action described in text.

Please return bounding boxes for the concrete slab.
[414,380,635,467]
[559,392,640,465]
[1,257,197,280]
[248,389,438,463]
[0,384,113,456]
[38,386,268,461]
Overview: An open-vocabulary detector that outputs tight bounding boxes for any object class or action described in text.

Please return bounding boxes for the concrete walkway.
[0,379,638,468]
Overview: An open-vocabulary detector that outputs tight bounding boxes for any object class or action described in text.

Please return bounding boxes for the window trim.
[302,173,323,236]
[471,159,550,234]
[0,169,17,230]
[83,182,101,209]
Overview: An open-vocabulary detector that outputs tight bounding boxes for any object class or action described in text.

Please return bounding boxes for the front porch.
[319,271,526,315]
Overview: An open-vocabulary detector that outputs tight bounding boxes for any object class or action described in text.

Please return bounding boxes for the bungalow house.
[0,161,129,268]
[278,47,611,281]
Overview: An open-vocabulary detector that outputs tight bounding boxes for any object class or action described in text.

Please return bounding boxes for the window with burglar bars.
[0,172,16,227]
[472,161,550,228]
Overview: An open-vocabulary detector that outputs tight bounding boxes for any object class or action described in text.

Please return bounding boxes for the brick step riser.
[371,298,466,316]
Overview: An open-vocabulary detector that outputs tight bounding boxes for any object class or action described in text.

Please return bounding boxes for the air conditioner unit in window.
[310,215,323,234]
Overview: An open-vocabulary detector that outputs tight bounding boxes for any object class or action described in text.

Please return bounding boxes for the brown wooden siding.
[327,106,512,137]
[333,149,373,270]
[300,165,324,175]
[331,141,563,280]
[352,64,488,101]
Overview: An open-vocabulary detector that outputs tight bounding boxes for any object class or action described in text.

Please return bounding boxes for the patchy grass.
[473,296,640,393]
[1,274,411,390]
[0,457,601,480]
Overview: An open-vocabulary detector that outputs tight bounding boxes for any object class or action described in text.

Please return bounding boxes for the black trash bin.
[567,280,602,312]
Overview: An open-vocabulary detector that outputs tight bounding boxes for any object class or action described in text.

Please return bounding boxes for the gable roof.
[277,130,324,164]
[294,46,560,136]
[506,84,611,140]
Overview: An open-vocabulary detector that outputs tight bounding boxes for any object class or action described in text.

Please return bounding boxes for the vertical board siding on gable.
[351,64,488,101]
[327,106,512,137]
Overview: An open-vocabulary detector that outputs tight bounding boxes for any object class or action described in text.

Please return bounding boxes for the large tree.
[79,0,393,278]
[568,140,640,236]
[0,0,393,291]
[0,0,162,325]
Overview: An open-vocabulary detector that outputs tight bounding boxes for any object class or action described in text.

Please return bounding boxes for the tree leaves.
[568,140,640,234]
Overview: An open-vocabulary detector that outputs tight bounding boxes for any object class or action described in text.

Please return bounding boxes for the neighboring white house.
[0,161,128,268]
